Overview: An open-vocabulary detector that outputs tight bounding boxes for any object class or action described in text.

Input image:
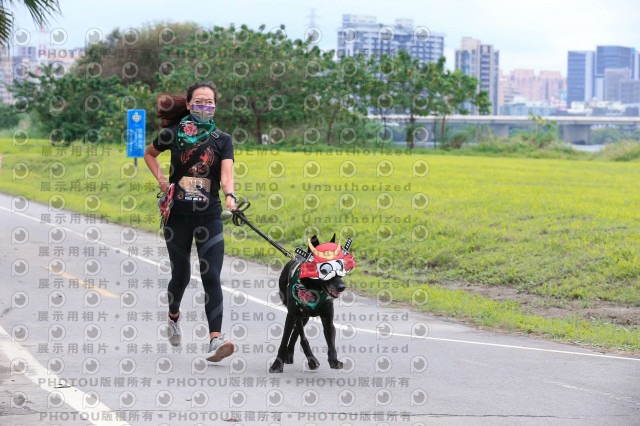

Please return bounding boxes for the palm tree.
[1,0,61,47]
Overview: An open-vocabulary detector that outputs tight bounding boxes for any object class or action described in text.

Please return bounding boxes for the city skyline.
[3,0,640,74]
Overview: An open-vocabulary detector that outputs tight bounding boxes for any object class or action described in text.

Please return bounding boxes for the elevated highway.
[371,114,640,143]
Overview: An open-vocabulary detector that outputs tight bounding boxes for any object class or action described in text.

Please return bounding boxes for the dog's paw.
[307,356,320,370]
[329,359,343,369]
[269,358,284,373]
[284,353,294,364]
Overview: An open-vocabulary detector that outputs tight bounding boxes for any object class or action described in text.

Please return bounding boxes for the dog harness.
[290,261,329,313]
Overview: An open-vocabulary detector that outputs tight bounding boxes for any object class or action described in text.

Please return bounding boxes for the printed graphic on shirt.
[187,146,215,175]
[176,176,211,203]
[151,126,233,216]
[180,145,198,165]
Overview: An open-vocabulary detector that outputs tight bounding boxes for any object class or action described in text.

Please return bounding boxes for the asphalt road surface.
[0,192,639,426]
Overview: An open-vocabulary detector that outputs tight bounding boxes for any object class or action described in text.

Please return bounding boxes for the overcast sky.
[7,0,640,75]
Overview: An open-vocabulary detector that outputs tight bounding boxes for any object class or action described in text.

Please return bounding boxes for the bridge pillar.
[490,123,509,138]
[560,124,591,144]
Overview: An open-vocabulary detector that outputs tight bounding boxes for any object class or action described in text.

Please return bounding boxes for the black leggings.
[163,213,224,333]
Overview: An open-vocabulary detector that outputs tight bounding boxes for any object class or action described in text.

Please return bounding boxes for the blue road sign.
[127,109,146,158]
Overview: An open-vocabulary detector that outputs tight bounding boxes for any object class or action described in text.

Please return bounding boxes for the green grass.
[1,137,639,352]
[356,274,640,350]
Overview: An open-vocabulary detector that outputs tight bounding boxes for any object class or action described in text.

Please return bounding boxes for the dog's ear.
[309,235,320,248]
[330,233,336,243]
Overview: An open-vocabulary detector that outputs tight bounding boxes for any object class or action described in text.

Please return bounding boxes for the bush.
[595,140,640,161]
[516,113,559,149]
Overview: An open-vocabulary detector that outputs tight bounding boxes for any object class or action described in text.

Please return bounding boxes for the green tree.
[158,24,315,144]
[591,127,623,144]
[434,67,490,146]
[0,101,21,128]
[385,50,432,149]
[310,51,369,145]
[75,21,200,90]
[364,53,491,148]
[363,54,395,143]
[8,64,124,144]
[97,81,157,143]
[0,0,60,46]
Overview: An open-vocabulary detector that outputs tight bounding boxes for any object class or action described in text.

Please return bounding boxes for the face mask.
[190,104,215,122]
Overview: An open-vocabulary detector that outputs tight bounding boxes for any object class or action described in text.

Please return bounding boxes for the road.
[0,192,639,426]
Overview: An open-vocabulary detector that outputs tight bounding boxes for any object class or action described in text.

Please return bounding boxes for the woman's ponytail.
[156,93,189,127]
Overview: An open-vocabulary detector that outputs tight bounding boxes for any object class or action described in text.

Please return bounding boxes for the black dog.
[269,234,356,373]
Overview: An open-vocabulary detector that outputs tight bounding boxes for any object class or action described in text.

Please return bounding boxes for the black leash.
[231,201,295,260]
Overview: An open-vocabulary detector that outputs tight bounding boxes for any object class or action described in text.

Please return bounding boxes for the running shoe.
[168,314,182,347]
[206,333,234,362]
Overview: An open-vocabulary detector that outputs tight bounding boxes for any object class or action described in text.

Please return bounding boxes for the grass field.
[1,137,639,352]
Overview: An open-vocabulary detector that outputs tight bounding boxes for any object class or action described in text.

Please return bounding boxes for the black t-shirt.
[152,125,234,216]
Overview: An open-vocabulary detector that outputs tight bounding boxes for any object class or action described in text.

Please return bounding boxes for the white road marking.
[1,204,639,364]
[545,380,638,404]
[0,325,130,426]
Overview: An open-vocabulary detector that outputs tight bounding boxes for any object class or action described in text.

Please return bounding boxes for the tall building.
[604,68,631,101]
[0,47,13,103]
[567,46,640,106]
[538,71,566,104]
[596,46,636,78]
[595,46,637,101]
[567,50,595,106]
[505,69,535,100]
[15,46,37,61]
[455,37,500,114]
[0,47,34,104]
[498,69,566,107]
[0,45,84,104]
[337,14,445,63]
[497,70,516,106]
[620,80,640,104]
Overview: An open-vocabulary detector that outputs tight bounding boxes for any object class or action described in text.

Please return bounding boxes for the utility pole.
[305,8,322,45]
[309,8,317,27]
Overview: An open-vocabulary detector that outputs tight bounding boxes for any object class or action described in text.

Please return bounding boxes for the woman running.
[144,81,237,362]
